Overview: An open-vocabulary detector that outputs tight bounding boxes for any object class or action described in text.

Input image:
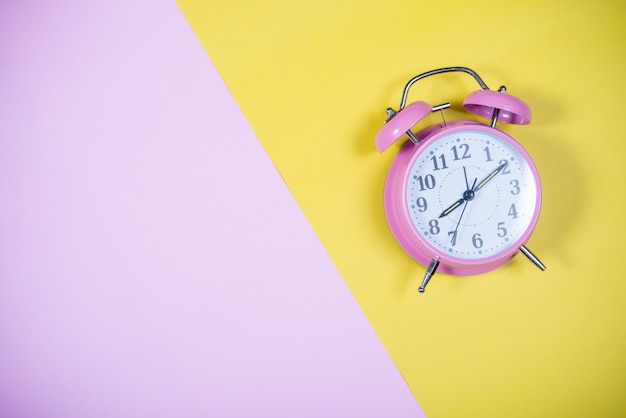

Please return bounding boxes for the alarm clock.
[375,67,545,293]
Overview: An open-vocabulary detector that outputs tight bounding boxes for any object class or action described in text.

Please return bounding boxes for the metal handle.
[399,67,490,110]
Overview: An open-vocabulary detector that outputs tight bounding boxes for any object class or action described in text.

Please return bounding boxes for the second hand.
[453,177,478,237]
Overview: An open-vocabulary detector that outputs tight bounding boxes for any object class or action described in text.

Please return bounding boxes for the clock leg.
[520,245,546,271]
[418,258,440,293]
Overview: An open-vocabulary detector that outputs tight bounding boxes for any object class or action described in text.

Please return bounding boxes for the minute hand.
[474,162,507,192]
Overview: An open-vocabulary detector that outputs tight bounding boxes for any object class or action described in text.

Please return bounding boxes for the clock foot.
[418,258,440,293]
[520,245,546,271]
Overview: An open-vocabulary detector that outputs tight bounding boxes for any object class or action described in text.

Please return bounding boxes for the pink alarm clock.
[376,67,545,293]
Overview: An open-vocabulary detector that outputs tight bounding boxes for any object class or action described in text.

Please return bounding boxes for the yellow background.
[177,1,626,416]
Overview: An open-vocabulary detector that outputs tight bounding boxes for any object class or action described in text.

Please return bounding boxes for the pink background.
[0,0,424,416]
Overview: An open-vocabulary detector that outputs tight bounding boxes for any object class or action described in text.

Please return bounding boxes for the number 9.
[416,197,427,212]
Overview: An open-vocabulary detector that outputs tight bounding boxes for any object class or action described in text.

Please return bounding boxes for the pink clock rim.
[463,90,532,125]
[384,123,542,276]
[375,101,431,153]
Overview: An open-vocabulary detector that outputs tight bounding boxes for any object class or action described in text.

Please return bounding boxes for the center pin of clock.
[463,188,475,201]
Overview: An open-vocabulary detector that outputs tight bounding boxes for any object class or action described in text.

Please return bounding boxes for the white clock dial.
[406,129,538,260]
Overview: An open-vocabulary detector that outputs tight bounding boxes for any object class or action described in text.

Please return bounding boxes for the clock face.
[406,128,539,261]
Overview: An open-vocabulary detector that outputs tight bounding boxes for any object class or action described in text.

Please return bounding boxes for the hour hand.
[439,197,464,218]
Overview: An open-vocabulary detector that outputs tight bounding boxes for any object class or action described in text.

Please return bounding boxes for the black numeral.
[448,230,457,246]
[451,144,471,161]
[497,222,508,237]
[428,219,441,235]
[416,197,428,212]
[416,174,436,191]
[431,154,449,171]
[499,159,511,175]
[483,146,493,162]
[472,233,484,249]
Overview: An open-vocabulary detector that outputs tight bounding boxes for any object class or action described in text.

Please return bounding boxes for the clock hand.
[462,165,470,190]
[439,166,472,218]
[439,198,464,218]
[453,177,478,235]
[473,161,507,192]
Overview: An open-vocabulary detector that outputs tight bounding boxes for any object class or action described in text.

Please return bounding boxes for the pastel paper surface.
[0,1,424,417]
[176,1,626,417]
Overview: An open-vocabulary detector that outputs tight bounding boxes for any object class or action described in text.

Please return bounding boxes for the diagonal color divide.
[176,1,626,417]
[0,0,425,416]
